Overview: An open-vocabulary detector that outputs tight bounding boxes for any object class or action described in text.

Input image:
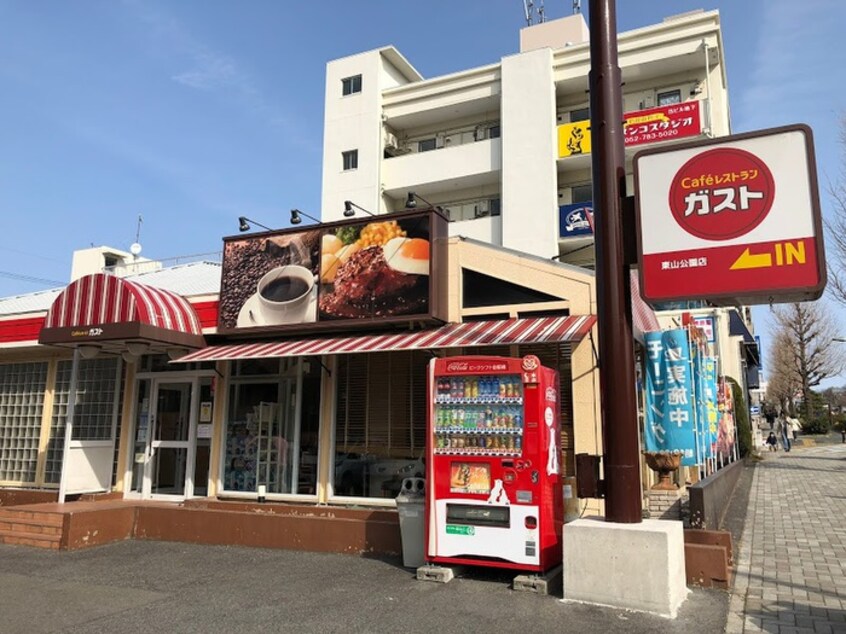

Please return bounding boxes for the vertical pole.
[589,0,642,523]
[58,348,81,504]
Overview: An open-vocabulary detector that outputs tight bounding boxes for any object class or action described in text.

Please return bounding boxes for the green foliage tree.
[726,376,752,457]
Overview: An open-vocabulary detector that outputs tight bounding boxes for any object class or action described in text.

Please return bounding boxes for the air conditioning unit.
[474,125,487,141]
[474,199,490,218]
[436,133,446,149]
[385,132,399,149]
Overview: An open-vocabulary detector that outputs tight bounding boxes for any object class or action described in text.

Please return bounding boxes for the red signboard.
[624,101,701,147]
[634,125,826,306]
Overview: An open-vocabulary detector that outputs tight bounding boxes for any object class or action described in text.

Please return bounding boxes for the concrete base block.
[562,517,689,618]
[416,564,463,583]
[513,564,562,595]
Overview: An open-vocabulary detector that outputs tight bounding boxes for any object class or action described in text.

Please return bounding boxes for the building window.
[0,362,48,484]
[490,198,501,217]
[571,183,593,204]
[342,150,358,171]
[657,89,682,106]
[341,74,362,96]
[222,357,320,496]
[333,351,427,499]
[487,125,501,139]
[45,358,121,484]
[570,107,590,123]
[418,138,437,153]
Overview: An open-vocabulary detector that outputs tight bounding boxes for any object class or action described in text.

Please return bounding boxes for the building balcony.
[382,138,501,199]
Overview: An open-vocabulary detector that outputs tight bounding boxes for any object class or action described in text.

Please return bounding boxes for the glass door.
[129,378,199,500]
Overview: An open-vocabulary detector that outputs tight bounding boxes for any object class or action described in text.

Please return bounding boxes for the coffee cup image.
[256,265,316,324]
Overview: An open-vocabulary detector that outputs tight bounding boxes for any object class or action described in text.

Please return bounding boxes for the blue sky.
[1,1,845,382]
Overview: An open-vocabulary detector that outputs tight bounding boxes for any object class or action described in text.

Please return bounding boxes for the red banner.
[624,101,701,147]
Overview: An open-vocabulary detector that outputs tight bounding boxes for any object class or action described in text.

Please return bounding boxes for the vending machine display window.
[433,373,524,457]
[449,462,491,494]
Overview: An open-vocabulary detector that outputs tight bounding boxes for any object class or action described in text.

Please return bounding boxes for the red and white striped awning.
[39,273,205,349]
[631,270,660,339]
[175,315,596,363]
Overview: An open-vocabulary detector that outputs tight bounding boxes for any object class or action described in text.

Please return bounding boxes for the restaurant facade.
[0,210,628,549]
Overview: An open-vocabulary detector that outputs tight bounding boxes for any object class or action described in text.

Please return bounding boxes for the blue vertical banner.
[702,357,719,459]
[644,329,699,466]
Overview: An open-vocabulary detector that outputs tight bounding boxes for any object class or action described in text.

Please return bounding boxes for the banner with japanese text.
[643,329,699,466]
[697,356,719,460]
[557,100,702,158]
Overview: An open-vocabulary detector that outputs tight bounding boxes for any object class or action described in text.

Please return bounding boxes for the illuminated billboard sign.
[218,209,446,334]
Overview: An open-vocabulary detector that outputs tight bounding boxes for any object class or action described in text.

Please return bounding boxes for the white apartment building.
[320,8,760,414]
[320,9,729,267]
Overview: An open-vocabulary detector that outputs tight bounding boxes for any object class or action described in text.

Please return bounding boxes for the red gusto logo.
[669,147,775,241]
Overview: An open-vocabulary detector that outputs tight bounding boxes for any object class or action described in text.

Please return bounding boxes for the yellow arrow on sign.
[730,247,773,270]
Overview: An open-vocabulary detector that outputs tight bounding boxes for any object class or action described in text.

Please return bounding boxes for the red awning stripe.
[630,270,660,335]
[43,273,203,335]
[175,315,596,364]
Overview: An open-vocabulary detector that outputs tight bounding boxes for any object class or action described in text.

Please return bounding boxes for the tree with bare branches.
[825,115,846,305]
[768,302,844,421]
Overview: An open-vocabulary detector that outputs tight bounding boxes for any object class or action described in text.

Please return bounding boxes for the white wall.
[500,48,559,259]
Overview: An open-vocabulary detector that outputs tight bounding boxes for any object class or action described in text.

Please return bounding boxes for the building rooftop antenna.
[538,0,545,23]
[130,214,143,258]
[573,0,581,15]
[523,0,534,26]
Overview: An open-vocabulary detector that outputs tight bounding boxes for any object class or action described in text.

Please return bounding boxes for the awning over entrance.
[39,273,205,350]
[175,315,596,363]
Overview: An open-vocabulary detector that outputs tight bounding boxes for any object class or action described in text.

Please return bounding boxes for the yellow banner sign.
[558,120,592,157]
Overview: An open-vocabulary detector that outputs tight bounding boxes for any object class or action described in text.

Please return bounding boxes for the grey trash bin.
[396,477,425,568]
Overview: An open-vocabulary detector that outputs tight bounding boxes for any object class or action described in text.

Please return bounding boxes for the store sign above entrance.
[634,125,826,307]
[557,101,701,158]
[218,209,447,335]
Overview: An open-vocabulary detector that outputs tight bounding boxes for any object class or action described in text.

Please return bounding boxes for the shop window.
[341,74,362,96]
[657,89,682,106]
[45,358,121,484]
[571,183,593,204]
[0,362,48,484]
[223,358,320,496]
[570,107,590,122]
[418,138,437,153]
[342,149,358,171]
[333,351,427,499]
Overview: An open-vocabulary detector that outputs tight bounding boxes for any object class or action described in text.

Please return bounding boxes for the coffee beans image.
[219,229,320,329]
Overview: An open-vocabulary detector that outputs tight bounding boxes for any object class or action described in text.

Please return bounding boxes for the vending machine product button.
[524,515,538,528]
[517,491,533,504]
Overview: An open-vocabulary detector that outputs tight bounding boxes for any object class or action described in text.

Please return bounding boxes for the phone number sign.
[634,125,826,306]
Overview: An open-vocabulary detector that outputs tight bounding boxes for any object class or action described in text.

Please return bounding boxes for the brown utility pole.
[588,0,642,523]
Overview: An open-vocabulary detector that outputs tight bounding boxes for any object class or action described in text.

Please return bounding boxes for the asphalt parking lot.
[0,539,728,633]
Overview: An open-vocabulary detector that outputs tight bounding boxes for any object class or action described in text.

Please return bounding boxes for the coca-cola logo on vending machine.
[522,355,541,385]
[446,361,469,372]
[521,355,540,371]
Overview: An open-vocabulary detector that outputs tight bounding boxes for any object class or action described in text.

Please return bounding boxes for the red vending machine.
[425,355,562,572]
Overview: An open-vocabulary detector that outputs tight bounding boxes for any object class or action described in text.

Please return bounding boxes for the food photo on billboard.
[318,215,431,321]
[219,229,321,330]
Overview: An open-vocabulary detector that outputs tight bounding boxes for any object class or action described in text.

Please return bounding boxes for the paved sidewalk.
[729,445,846,633]
[0,536,729,633]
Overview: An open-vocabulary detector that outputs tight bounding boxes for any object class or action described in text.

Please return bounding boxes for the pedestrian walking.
[789,416,800,442]
[778,415,791,452]
[765,409,776,430]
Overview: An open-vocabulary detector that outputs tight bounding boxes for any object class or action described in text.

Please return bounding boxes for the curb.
[724,461,758,633]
